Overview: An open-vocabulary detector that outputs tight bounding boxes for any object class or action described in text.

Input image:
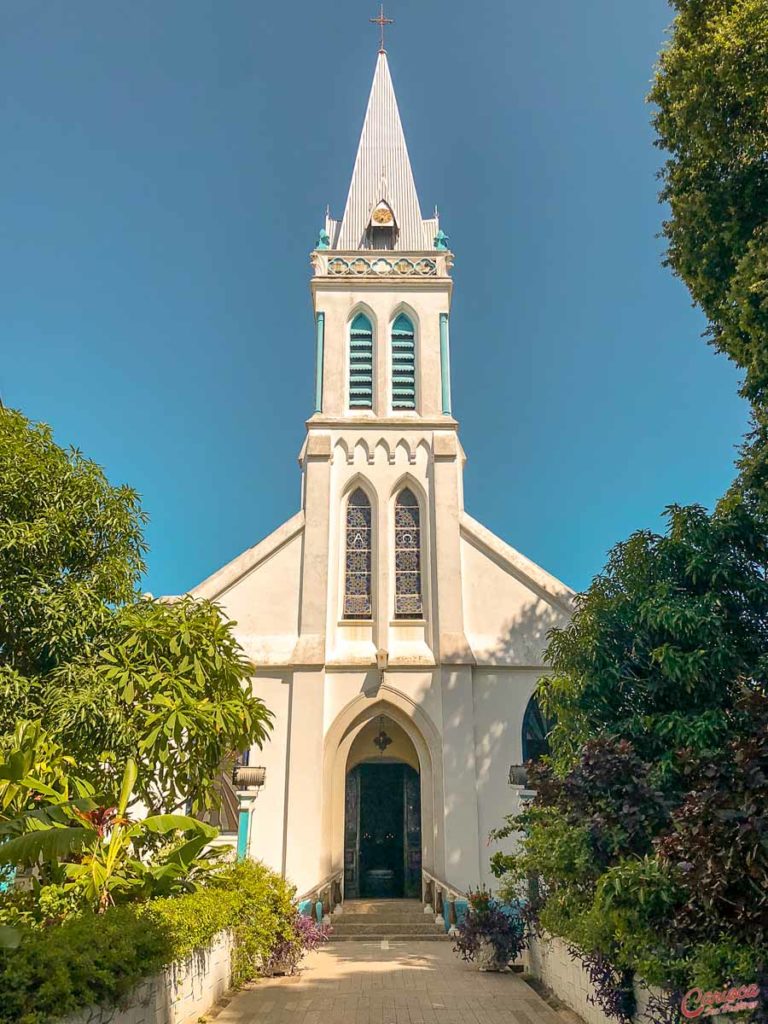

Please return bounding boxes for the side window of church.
[349,314,374,410]
[344,488,373,619]
[391,313,416,410]
[394,488,423,618]
[522,695,554,763]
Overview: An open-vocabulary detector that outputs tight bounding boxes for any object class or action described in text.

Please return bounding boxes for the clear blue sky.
[1,1,748,595]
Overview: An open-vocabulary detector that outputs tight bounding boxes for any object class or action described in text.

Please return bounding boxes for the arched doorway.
[343,716,422,899]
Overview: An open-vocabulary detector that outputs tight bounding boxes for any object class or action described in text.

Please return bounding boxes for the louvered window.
[349,314,374,409]
[394,488,423,618]
[391,313,416,410]
[344,488,372,619]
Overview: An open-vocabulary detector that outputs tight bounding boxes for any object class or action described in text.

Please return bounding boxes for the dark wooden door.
[403,766,422,897]
[345,762,422,900]
[344,766,361,898]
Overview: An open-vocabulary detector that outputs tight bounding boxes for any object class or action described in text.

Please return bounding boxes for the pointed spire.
[335,53,433,251]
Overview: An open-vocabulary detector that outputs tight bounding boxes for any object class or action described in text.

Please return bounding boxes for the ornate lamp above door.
[373,716,392,755]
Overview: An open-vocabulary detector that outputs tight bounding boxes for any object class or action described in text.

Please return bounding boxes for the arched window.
[391,313,416,410]
[344,488,372,619]
[394,488,423,618]
[522,695,554,763]
[349,314,374,410]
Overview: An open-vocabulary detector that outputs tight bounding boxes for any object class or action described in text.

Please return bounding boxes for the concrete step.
[341,900,423,913]
[325,900,448,942]
[337,911,435,924]
[328,932,450,942]
[331,922,444,936]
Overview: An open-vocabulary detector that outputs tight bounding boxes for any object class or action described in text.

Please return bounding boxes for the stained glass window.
[394,488,423,618]
[391,313,416,410]
[349,314,373,409]
[344,488,372,619]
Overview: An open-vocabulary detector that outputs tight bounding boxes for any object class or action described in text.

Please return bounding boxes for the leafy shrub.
[568,948,636,1024]
[261,912,330,976]
[656,691,768,948]
[0,861,300,1024]
[453,887,526,967]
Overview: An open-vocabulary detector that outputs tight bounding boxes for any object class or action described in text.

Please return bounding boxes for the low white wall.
[62,931,233,1024]
[528,933,663,1024]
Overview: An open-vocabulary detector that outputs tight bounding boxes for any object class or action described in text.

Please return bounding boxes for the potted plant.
[453,887,526,972]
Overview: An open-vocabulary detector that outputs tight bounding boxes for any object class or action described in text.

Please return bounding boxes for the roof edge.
[190,510,305,602]
[460,511,575,612]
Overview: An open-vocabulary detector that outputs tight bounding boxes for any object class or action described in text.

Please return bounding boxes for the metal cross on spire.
[370,3,394,53]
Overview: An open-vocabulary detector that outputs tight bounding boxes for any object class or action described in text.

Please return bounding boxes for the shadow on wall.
[442,598,567,887]
[473,594,570,666]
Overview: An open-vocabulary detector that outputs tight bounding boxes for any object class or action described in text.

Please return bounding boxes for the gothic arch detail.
[353,437,373,465]
[320,688,446,881]
[333,438,351,465]
[374,437,394,465]
[394,438,415,465]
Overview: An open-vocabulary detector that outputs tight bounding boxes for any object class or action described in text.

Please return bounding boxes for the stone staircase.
[327,899,449,942]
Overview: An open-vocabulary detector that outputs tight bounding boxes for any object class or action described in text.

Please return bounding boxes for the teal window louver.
[349,313,374,409]
[391,313,416,410]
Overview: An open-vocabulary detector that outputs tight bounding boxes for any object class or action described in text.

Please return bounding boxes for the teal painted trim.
[454,898,469,928]
[237,807,250,861]
[443,897,452,933]
[439,313,452,415]
[314,312,325,414]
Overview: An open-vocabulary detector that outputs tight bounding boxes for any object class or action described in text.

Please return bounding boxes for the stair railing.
[297,869,344,922]
[421,868,465,934]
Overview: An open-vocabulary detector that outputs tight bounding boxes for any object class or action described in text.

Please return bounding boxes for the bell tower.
[295,49,472,673]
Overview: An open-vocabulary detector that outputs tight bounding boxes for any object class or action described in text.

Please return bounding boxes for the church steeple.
[331,53,437,251]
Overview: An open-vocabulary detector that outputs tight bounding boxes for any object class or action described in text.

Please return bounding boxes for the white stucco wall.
[246,674,291,878]
[461,530,570,665]
[472,667,542,887]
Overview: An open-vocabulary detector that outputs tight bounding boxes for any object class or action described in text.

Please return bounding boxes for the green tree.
[540,500,768,779]
[650,0,768,405]
[651,1,768,502]
[0,407,272,812]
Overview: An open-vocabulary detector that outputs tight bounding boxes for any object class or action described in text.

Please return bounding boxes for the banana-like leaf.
[117,759,138,817]
[0,827,92,867]
[17,776,60,799]
[135,815,218,839]
[160,834,209,870]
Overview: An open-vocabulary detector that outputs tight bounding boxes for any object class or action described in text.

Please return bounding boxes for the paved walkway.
[215,941,563,1024]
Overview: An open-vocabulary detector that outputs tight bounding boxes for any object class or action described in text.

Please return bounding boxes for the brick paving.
[214,941,562,1024]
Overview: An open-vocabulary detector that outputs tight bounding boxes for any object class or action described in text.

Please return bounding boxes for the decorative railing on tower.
[310,250,453,278]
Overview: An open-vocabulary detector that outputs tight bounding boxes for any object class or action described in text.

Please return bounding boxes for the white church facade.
[191,51,573,901]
